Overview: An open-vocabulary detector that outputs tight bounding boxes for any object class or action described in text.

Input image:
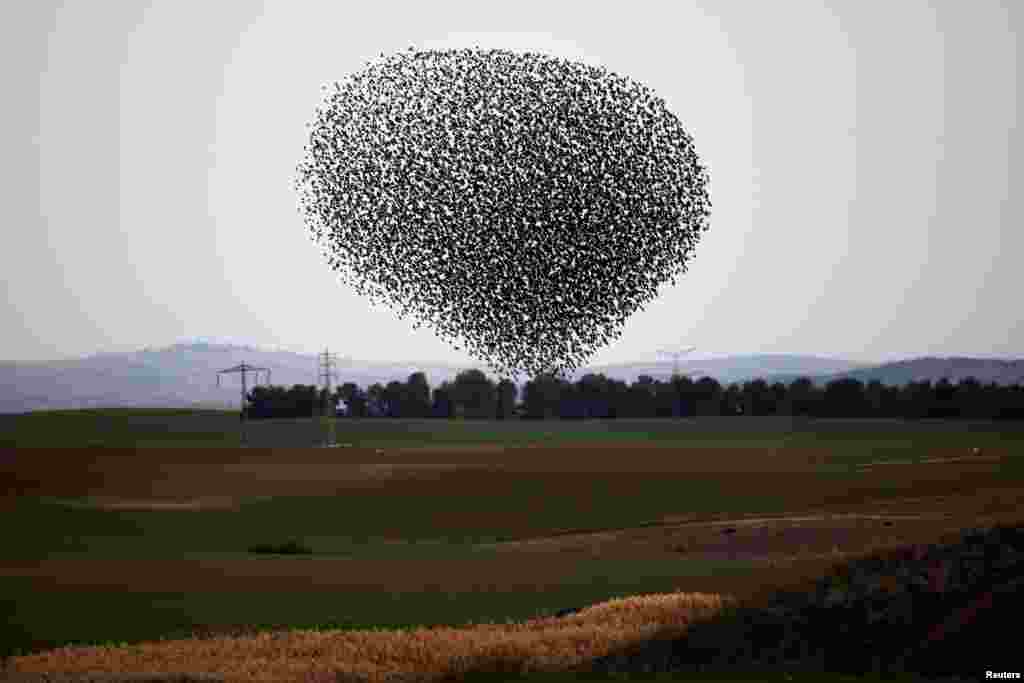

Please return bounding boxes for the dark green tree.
[495,378,518,419]
[405,372,432,418]
[577,373,611,418]
[383,380,406,417]
[452,369,497,419]
[902,380,933,419]
[864,380,885,417]
[338,382,367,417]
[653,379,677,417]
[824,378,867,417]
[623,375,657,417]
[669,375,698,417]
[366,382,387,417]
[770,381,789,415]
[931,378,957,418]
[955,377,983,418]
[787,377,819,417]
[693,376,723,416]
[741,379,774,416]
[558,382,585,419]
[722,383,744,415]
[522,373,564,419]
[1002,384,1024,419]
[431,381,455,418]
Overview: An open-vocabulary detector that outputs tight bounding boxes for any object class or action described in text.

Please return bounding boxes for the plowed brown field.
[3,444,1020,597]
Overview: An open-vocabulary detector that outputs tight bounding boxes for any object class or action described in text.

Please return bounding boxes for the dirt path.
[475,508,970,563]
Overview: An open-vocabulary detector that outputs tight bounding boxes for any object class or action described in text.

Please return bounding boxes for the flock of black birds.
[296,48,711,379]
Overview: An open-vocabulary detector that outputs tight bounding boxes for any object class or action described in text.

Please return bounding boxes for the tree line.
[244,369,517,420]
[244,371,1024,420]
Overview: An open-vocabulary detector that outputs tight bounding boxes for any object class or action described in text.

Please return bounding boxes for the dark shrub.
[247,539,313,555]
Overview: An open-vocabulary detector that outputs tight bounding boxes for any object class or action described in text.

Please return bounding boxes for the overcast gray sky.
[2,1,1019,366]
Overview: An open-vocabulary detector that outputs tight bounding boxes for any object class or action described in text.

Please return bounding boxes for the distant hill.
[5,343,1016,415]
[0,345,869,414]
[580,354,866,386]
[766,357,1024,387]
[0,342,470,415]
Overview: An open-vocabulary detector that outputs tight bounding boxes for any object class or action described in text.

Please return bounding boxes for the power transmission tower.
[216,362,271,448]
[656,346,697,379]
[317,348,342,447]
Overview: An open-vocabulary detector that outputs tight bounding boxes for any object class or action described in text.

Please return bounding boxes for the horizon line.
[2,341,1022,369]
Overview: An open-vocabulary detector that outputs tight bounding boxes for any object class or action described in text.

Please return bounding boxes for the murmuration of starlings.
[296,48,712,380]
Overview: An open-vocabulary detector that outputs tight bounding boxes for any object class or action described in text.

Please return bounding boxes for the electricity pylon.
[317,348,342,447]
[656,346,697,379]
[217,362,271,447]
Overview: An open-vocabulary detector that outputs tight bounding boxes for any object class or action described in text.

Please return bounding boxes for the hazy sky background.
[3,1,1019,366]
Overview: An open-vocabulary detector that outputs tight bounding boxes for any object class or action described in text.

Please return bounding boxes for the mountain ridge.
[770,356,1024,387]
[1,342,1020,414]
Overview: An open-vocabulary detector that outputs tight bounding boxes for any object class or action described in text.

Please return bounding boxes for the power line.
[317,348,343,447]
[216,362,271,447]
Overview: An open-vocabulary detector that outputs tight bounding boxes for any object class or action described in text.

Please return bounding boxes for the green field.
[2,406,1022,453]
[2,408,1022,680]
